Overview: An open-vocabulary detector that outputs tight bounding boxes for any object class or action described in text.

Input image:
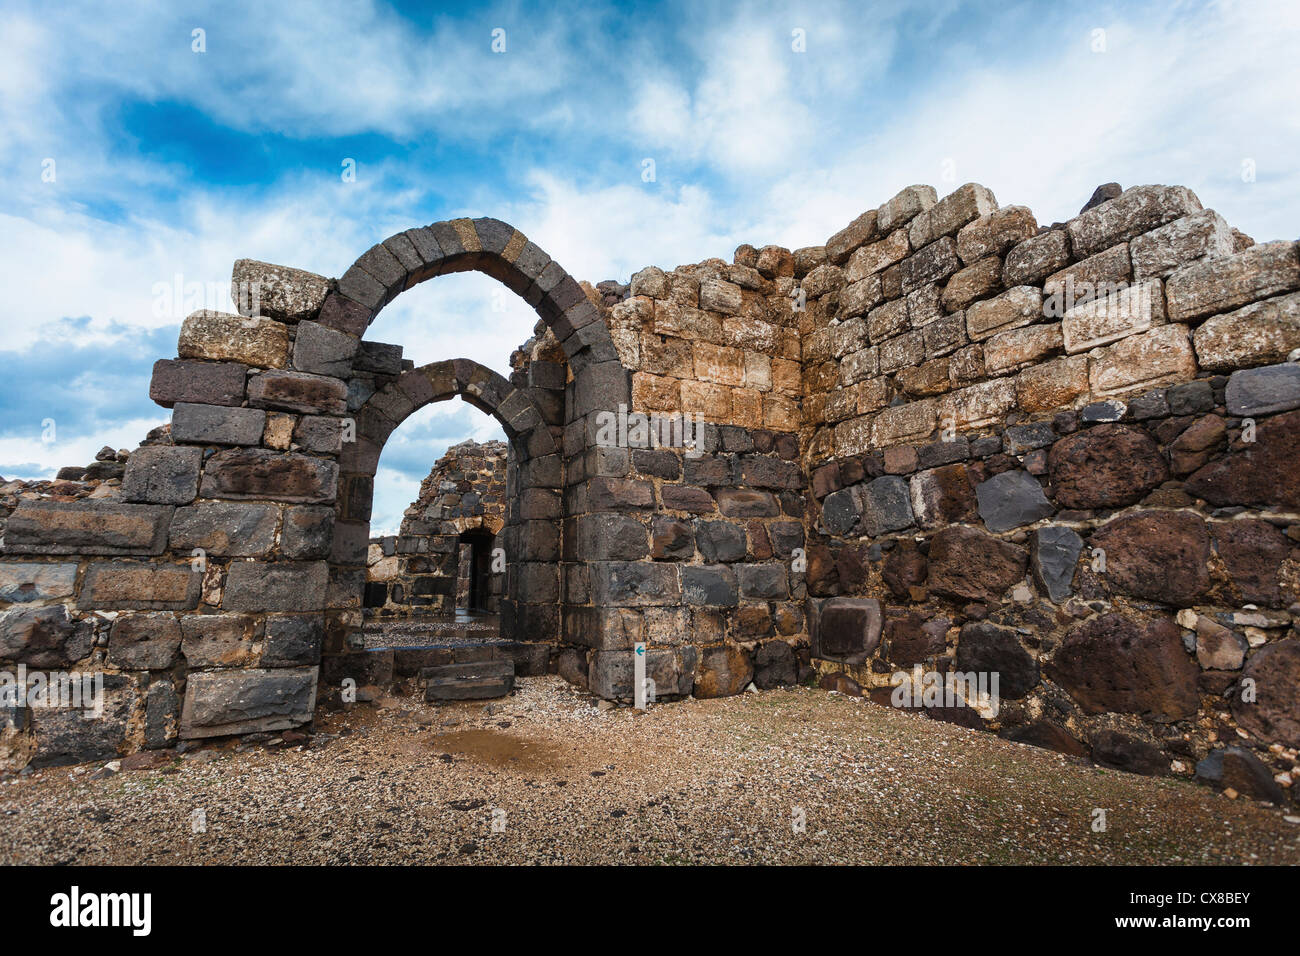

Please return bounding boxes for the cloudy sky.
[1,0,1297,532]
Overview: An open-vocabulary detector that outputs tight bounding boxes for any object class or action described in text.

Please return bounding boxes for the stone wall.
[797,183,1300,800]
[365,439,507,616]
[1,194,1297,803]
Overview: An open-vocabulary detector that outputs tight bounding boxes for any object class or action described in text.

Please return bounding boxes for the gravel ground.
[1,676,1297,865]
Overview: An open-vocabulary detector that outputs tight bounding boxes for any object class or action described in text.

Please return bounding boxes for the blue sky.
[1,0,1297,532]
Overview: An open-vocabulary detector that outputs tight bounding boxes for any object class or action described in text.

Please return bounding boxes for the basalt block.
[181,666,318,738]
[814,597,882,664]
[1047,613,1198,719]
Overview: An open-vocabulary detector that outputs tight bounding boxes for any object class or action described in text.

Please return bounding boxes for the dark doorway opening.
[456,528,497,613]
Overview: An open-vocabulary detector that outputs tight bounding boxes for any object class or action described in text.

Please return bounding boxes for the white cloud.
[0,417,165,480]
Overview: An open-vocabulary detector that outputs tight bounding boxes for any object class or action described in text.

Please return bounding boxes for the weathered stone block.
[941,256,1002,312]
[0,562,77,603]
[1061,279,1164,353]
[1166,240,1300,322]
[1047,613,1198,719]
[941,377,1017,430]
[178,310,289,368]
[956,205,1038,264]
[223,561,329,612]
[877,185,937,233]
[77,561,201,610]
[4,501,172,556]
[1047,424,1168,509]
[926,526,1027,602]
[122,445,202,505]
[815,597,882,663]
[682,565,738,607]
[955,622,1039,698]
[261,615,324,667]
[1015,354,1089,414]
[231,259,330,323]
[965,285,1042,341]
[1224,362,1300,416]
[1130,208,1235,280]
[1232,639,1300,747]
[109,612,182,669]
[200,448,338,503]
[716,488,779,517]
[150,359,247,408]
[975,469,1054,532]
[281,506,334,559]
[909,463,977,530]
[1003,229,1070,286]
[292,320,359,378]
[181,666,317,738]
[180,614,259,669]
[900,236,961,293]
[1066,184,1201,258]
[171,403,267,446]
[589,561,681,607]
[1194,292,1300,371]
[1089,510,1210,606]
[858,475,914,535]
[168,501,279,556]
[984,322,1063,375]
[1088,324,1197,397]
[0,604,92,666]
[846,229,910,282]
[247,370,348,414]
[908,183,997,249]
[1030,525,1084,603]
[826,209,879,265]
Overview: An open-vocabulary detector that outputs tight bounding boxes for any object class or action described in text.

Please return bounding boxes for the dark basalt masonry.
[1,185,1298,803]
[364,439,508,617]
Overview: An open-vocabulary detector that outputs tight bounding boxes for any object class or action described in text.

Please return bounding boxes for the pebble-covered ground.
[1,676,1296,865]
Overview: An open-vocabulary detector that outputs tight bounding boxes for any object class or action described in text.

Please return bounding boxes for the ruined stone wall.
[797,183,1300,800]
[558,255,810,700]
[365,439,506,616]
[2,197,1298,804]
[0,218,590,767]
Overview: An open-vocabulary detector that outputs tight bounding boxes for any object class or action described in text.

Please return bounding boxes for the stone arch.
[326,358,562,662]
[311,217,622,382]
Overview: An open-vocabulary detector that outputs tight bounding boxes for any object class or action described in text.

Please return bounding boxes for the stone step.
[422,659,515,701]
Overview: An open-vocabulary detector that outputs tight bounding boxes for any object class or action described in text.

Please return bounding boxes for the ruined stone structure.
[365,439,507,616]
[1,185,1297,802]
